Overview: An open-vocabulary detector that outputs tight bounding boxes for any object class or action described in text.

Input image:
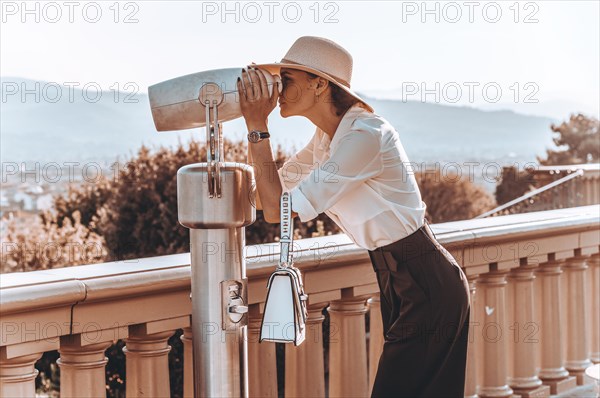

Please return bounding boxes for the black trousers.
[367,220,471,398]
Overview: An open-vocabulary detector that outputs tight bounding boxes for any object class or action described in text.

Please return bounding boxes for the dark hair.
[306,71,360,117]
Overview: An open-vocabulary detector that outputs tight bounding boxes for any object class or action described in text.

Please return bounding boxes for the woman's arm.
[286,129,383,222]
[246,121,298,223]
[238,67,299,223]
[246,142,263,211]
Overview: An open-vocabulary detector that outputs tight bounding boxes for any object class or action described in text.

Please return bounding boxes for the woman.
[237,36,471,398]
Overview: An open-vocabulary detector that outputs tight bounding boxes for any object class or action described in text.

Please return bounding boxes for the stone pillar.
[247,304,278,397]
[476,271,513,398]
[123,328,174,398]
[506,265,549,397]
[181,326,193,398]
[0,351,43,398]
[588,253,600,363]
[327,297,369,398]
[285,304,328,397]
[535,257,577,394]
[57,336,112,398]
[562,253,592,384]
[367,296,384,394]
[464,277,479,398]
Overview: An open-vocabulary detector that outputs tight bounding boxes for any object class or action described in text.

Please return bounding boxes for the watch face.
[249,131,260,142]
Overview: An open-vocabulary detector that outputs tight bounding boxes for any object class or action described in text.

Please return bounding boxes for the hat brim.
[250,62,374,113]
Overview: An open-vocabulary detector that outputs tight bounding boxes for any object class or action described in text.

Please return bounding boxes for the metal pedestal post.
[178,98,256,397]
[179,164,255,397]
[189,228,249,397]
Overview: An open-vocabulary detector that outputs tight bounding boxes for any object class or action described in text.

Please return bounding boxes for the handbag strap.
[279,191,293,267]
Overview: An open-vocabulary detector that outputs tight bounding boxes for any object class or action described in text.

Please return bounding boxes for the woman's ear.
[315,77,329,96]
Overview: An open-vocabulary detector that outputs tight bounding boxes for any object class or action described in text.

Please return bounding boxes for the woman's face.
[278,67,323,118]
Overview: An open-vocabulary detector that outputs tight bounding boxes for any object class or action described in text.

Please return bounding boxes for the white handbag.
[259,191,309,345]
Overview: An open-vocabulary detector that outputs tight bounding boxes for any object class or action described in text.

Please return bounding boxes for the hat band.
[280,58,351,88]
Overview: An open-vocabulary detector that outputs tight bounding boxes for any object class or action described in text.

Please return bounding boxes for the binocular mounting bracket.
[200,83,225,198]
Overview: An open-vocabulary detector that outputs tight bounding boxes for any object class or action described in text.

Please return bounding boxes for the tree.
[494,166,536,206]
[538,113,599,165]
[495,113,599,208]
[416,169,496,222]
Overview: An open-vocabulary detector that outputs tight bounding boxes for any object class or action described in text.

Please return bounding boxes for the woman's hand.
[237,67,279,131]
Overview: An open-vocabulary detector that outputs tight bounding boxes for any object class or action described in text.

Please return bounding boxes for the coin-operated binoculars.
[148,68,280,397]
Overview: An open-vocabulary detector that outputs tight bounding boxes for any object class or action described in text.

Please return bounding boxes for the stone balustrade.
[1,205,598,397]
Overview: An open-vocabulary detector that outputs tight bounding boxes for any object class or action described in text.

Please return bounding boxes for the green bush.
[1,210,106,274]
[416,169,496,222]
[538,113,599,165]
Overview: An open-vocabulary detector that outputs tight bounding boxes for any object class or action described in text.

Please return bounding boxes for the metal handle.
[229,305,249,314]
[204,99,223,198]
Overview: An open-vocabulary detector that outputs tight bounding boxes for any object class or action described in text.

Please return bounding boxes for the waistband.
[369,219,443,263]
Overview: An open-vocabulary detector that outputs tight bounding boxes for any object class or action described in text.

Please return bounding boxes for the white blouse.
[277,104,427,251]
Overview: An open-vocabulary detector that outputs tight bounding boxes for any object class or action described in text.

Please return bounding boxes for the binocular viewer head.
[148,67,281,132]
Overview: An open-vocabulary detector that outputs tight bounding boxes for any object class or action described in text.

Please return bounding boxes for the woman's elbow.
[263,211,280,224]
[265,211,300,224]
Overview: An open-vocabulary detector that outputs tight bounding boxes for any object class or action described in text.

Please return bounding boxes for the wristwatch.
[247,130,270,143]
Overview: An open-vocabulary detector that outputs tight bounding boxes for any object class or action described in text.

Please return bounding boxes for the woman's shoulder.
[350,108,395,138]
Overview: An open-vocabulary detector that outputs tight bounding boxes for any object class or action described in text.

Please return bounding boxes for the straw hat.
[251,36,374,113]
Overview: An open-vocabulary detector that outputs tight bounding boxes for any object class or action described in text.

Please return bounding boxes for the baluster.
[506,264,549,397]
[592,176,598,203]
[476,270,513,398]
[327,296,369,398]
[181,326,193,398]
[563,252,593,384]
[123,326,175,397]
[247,304,278,397]
[367,296,383,394]
[57,337,113,398]
[465,277,478,398]
[535,256,577,394]
[0,350,43,398]
[588,253,600,363]
[285,304,328,397]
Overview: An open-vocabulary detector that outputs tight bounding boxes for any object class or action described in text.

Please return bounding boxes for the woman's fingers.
[237,67,278,124]
[239,70,248,102]
[260,69,279,105]
[253,68,268,99]
[240,68,257,101]
[270,78,280,105]
[236,76,246,105]
[248,67,265,100]
[253,67,279,107]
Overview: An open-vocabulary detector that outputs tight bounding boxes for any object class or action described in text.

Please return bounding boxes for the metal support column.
[177,91,256,397]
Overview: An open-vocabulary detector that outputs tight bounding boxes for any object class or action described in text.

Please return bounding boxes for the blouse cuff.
[289,186,319,222]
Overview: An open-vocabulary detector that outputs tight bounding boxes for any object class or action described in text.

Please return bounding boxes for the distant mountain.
[363,88,598,121]
[476,99,599,121]
[1,77,559,166]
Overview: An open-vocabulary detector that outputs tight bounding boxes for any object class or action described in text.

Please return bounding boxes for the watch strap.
[247,130,270,143]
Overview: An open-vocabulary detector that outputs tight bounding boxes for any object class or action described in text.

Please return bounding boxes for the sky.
[1,0,599,115]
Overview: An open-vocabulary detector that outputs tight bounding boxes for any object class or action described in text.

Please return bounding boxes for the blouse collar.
[317,104,370,152]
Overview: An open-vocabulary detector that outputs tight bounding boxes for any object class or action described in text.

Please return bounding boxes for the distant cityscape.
[0,164,99,239]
